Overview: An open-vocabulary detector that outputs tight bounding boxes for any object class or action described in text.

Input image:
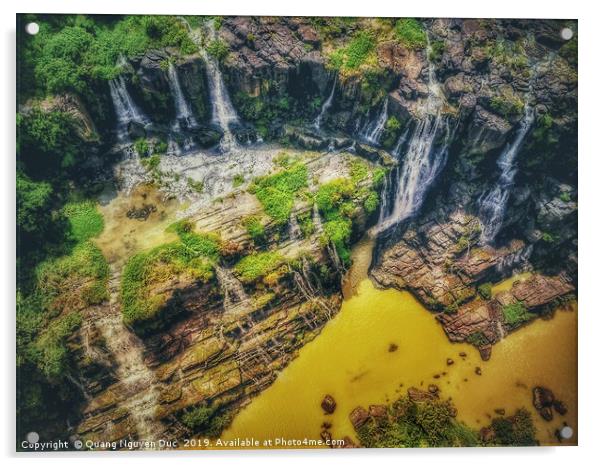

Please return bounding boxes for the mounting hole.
[26,431,39,444]
[560,27,574,41]
[25,22,39,35]
[560,425,573,439]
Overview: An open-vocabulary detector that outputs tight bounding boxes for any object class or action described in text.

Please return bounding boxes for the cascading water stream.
[372,44,451,235]
[362,98,388,145]
[313,77,337,131]
[180,18,241,152]
[478,105,534,244]
[167,62,198,130]
[109,75,150,139]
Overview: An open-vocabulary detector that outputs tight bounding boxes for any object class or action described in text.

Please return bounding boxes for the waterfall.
[372,45,452,235]
[167,62,198,130]
[313,77,337,131]
[392,127,410,157]
[215,264,248,311]
[109,75,150,137]
[312,203,324,235]
[478,105,535,244]
[362,98,388,145]
[377,169,392,225]
[374,115,450,234]
[288,212,302,240]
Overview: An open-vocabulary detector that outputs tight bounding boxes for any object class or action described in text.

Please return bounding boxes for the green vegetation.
[489,409,537,446]
[485,38,529,74]
[187,177,204,193]
[141,154,161,171]
[466,331,489,347]
[242,216,266,243]
[559,192,571,203]
[233,251,284,283]
[559,36,577,67]
[429,39,445,61]
[363,191,380,214]
[232,173,245,188]
[62,200,104,242]
[121,221,219,329]
[134,138,151,157]
[315,178,356,266]
[20,15,196,98]
[356,395,478,447]
[180,404,233,437]
[206,39,230,62]
[541,232,558,243]
[502,302,535,326]
[490,93,525,117]
[394,19,427,50]
[249,163,308,224]
[382,115,402,148]
[477,282,493,300]
[328,31,377,73]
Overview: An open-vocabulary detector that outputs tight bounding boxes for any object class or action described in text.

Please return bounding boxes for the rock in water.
[349,406,370,429]
[321,394,337,414]
[532,386,565,421]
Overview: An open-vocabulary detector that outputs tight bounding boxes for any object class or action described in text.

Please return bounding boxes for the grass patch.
[394,19,427,50]
[206,39,230,62]
[477,282,493,300]
[250,163,308,225]
[242,216,266,243]
[232,173,245,188]
[121,221,219,329]
[233,251,284,283]
[62,200,104,242]
[35,241,109,315]
[502,302,535,326]
[328,31,377,73]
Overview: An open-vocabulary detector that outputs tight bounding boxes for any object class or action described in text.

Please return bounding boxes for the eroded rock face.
[371,209,576,360]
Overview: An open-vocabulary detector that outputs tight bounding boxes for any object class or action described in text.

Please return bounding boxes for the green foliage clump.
[30,312,83,379]
[382,115,402,148]
[23,15,196,97]
[141,154,160,171]
[363,190,380,214]
[206,39,230,62]
[429,40,445,61]
[250,163,308,224]
[356,396,478,448]
[233,251,284,283]
[490,409,537,446]
[559,192,571,203]
[349,159,369,184]
[134,138,151,157]
[466,331,489,347]
[182,405,216,430]
[502,302,535,326]
[328,31,377,73]
[16,171,53,236]
[394,19,427,50]
[232,173,245,188]
[559,37,577,67]
[490,94,525,117]
[187,177,204,193]
[121,223,219,328]
[243,216,266,243]
[316,178,357,266]
[477,282,493,300]
[35,241,110,314]
[62,200,104,242]
[372,167,386,188]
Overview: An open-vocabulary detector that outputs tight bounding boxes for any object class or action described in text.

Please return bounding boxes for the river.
[223,237,577,447]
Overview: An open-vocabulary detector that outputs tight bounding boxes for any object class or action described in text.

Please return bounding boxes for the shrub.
[328,31,376,72]
[134,138,151,157]
[491,409,537,446]
[141,154,160,171]
[502,302,535,326]
[466,331,489,347]
[242,216,265,243]
[490,94,524,117]
[559,192,571,203]
[363,190,379,214]
[250,163,308,224]
[181,405,216,430]
[233,251,284,283]
[232,173,245,188]
[394,19,427,50]
[477,282,493,300]
[429,39,445,61]
[62,200,104,242]
[206,39,230,62]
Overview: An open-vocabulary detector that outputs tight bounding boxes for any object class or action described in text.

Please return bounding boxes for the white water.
[167,62,198,130]
[375,115,450,234]
[181,19,241,152]
[362,98,388,145]
[373,49,450,235]
[313,77,337,131]
[478,105,534,243]
[109,75,150,138]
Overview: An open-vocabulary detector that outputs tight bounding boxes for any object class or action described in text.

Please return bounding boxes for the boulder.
[321,395,337,414]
